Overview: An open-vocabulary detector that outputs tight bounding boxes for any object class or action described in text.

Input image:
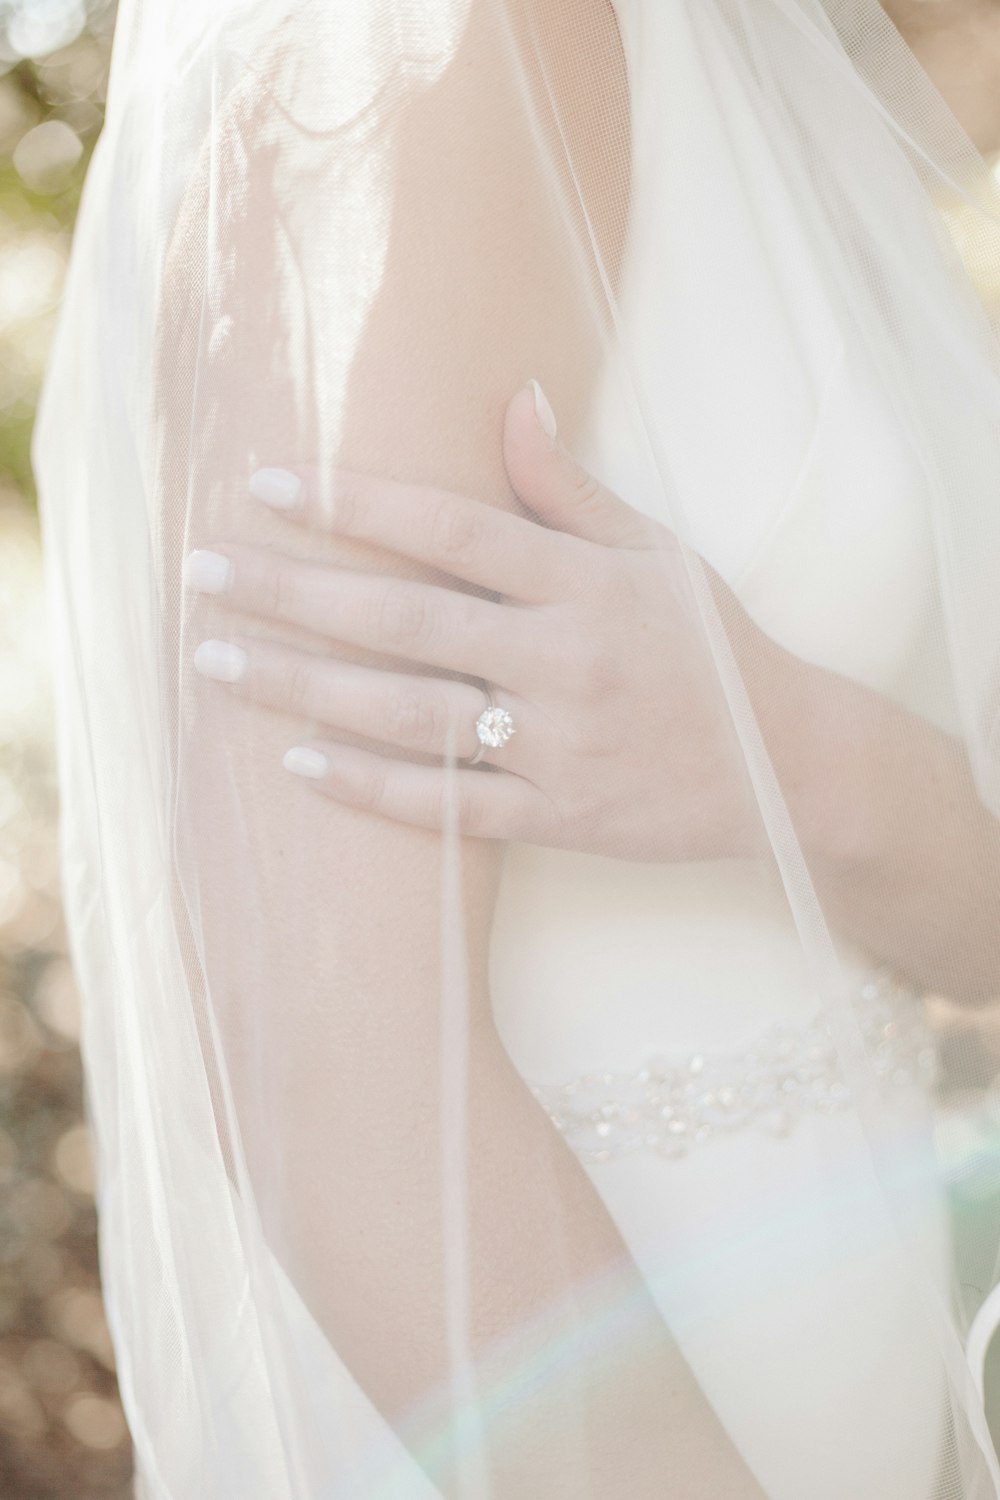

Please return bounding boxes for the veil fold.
[33,1,1000,1495]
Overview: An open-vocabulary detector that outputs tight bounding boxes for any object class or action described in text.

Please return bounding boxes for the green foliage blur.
[0,0,116,504]
[0,7,128,1498]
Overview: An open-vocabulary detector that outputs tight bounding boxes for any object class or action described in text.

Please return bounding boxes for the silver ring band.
[464,679,492,767]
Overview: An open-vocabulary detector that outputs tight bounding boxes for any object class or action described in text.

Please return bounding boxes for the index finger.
[248,464,596,604]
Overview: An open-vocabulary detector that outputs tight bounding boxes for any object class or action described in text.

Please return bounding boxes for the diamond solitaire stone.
[476,704,516,749]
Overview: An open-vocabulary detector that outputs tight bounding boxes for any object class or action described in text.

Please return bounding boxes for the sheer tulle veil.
[31,0,1000,1495]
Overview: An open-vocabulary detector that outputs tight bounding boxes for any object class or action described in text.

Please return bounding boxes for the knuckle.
[431,498,486,569]
[487,788,523,842]
[575,640,621,701]
[537,786,571,847]
[383,686,442,749]
[284,657,318,717]
[268,563,299,620]
[550,552,593,604]
[595,561,641,613]
[455,590,487,646]
[556,545,619,607]
[330,485,361,536]
[375,583,435,652]
[354,762,386,809]
[569,463,603,513]
[455,781,485,836]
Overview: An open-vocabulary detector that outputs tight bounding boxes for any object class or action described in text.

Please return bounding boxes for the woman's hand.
[183,382,801,863]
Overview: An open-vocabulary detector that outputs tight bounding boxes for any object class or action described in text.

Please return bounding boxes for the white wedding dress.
[491,6,953,1497]
[36,1,1000,1496]
[259,6,952,1498]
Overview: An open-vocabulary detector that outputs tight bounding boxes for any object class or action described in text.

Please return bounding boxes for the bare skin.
[162,1,1000,1495]
[883,0,1000,153]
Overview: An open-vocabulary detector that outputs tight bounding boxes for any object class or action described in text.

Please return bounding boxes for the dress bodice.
[486,9,952,1495]
[489,0,950,1080]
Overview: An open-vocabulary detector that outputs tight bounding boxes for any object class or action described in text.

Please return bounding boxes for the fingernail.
[193,640,248,683]
[283,746,328,779]
[183,549,233,594]
[530,379,557,440]
[249,467,304,511]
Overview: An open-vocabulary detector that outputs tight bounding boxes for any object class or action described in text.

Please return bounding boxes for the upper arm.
[339,1,631,498]
[154,0,629,1201]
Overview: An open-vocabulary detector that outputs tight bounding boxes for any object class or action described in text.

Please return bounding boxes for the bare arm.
[758,644,1000,1007]
[882,0,1000,152]
[159,3,767,1496]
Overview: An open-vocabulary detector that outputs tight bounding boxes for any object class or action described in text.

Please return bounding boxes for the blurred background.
[0,3,128,1497]
[3,2,1000,1497]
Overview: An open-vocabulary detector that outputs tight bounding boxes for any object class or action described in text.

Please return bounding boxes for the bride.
[32,0,1000,1495]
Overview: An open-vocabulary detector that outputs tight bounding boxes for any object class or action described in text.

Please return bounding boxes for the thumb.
[503,380,661,549]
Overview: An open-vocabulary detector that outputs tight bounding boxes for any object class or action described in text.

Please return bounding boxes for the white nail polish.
[283,746,328,779]
[530,378,557,440]
[183,549,233,594]
[249,467,304,511]
[193,640,248,683]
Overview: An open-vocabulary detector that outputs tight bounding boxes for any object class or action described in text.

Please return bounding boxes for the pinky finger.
[282,740,552,841]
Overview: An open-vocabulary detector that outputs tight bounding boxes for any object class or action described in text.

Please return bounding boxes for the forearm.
[762,645,1000,1005]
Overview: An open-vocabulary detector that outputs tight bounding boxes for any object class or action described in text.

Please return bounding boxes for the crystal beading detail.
[527,966,937,1165]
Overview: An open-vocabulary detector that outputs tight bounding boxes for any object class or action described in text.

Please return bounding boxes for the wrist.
[750,637,878,876]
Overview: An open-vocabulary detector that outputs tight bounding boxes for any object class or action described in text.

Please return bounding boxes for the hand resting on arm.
[189,377,1000,1008]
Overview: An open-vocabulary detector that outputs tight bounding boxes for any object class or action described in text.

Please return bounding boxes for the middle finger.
[184,544,554,690]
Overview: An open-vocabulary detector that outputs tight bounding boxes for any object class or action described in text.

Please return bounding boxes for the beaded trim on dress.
[527,967,937,1164]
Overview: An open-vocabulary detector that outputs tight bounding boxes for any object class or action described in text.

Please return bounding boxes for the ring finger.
[192,635,530,769]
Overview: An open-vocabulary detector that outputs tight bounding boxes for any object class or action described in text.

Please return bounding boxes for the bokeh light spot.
[46,1286,115,1366]
[53,1123,95,1195]
[7,1176,73,1239]
[7,2,86,62]
[22,1337,80,1394]
[34,957,82,1042]
[62,1390,127,1449]
[13,120,82,195]
[0,1360,47,1437]
[0,989,42,1069]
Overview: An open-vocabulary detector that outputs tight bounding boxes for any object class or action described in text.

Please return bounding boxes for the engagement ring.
[464,679,516,766]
